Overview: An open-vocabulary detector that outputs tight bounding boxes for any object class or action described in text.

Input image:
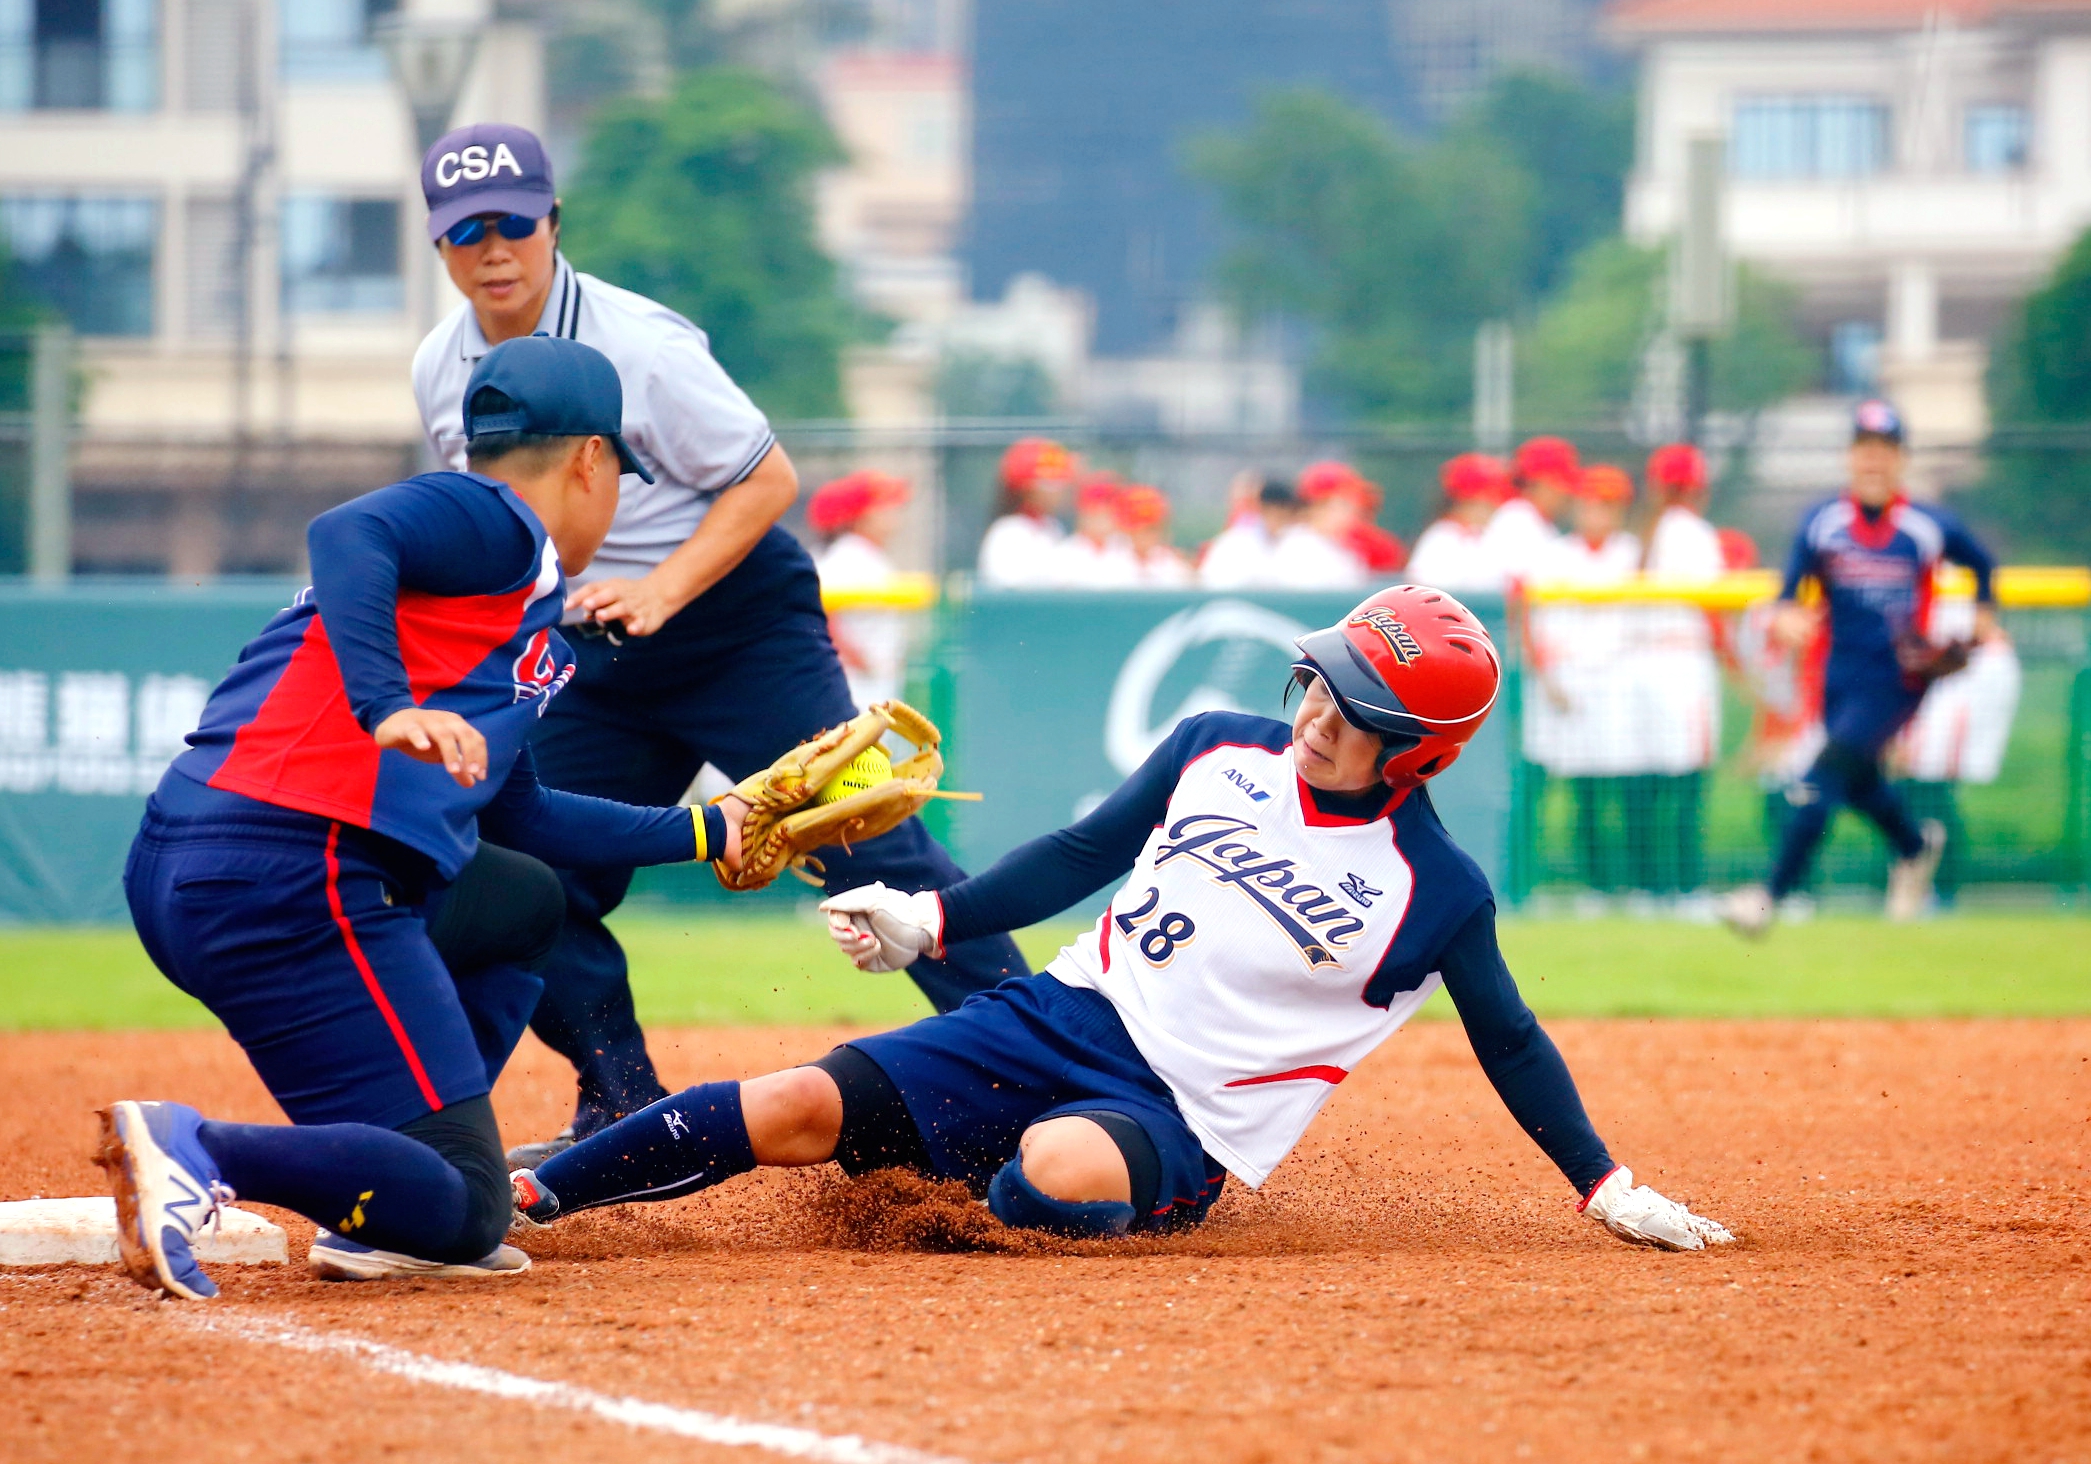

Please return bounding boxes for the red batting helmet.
[1291,585,1502,788]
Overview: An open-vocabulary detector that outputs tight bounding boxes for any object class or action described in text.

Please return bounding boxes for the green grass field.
[0,912,2083,1031]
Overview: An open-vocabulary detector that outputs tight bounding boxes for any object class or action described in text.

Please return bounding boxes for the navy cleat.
[308,1230,531,1282]
[94,1101,234,1301]
[508,1168,560,1230]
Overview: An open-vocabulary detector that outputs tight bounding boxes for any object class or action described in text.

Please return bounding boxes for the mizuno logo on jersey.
[1348,608,1423,665]
[1338,872,1382,907]
[1221,767,1271,802]
[1153,813,1367,968]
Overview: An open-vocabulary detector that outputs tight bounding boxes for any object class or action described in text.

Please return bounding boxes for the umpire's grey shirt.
[412,254,778,595]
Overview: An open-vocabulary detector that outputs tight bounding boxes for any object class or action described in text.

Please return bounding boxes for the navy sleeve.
[1435,902,1614,1195]
[1934,507,1997,604]
[939,712,1288,944]
[306,475,538,732]
[477,745,715,868]
[1778,508,1818,601]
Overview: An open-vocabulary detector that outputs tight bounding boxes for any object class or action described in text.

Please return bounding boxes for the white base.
[0,1196,288,1266]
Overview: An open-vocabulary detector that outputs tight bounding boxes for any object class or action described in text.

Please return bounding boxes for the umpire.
[410,124,1027,1163]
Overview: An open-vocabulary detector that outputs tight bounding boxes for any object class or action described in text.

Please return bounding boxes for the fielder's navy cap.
[1853,398,1905,445]
[464,335,654,483]
[422,123,555,242]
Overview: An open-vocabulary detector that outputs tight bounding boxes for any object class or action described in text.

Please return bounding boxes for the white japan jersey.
[1048,737,1489,1187]
[977,513,1066,587]
[413,255,776,591]
[1406,519,1504,594]
[1480,496,1559,584]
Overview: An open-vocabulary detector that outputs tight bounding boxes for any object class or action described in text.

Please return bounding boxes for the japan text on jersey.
[1048,724,1490,1188]
[168,476,573,878]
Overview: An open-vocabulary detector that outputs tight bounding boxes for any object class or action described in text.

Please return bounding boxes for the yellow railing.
[820,573,939,612]
[1522,565,2091,609]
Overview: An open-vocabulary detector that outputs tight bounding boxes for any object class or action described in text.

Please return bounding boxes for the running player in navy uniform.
[1722,400,2000,937]
[411,124,1026,1165]
[510,587,1735,1252]
[96,336,752,1301]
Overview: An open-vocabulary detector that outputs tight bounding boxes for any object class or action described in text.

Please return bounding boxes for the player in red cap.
[1409,452,1513,593]
[979,438,1078,587]
[1298,461,1407,575]
[809,470,914,707]
[1055,471,1139,587]
[1483,436,1577,583]
[1115,484,1194,587]
[513,586,1736,1253]
[1634,444,1727,902]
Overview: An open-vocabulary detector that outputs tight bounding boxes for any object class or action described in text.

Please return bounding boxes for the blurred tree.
[935,351,1058,419]
[1189,88,1531,421]
[563,68,854,420]
[1966,227,2091,560]
[1517,238,1812,426]
[1457,69,1635,300]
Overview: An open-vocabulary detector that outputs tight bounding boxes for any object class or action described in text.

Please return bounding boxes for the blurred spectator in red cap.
[1273,472,1368,590]
[1115,484,1194,587]
[1484,436,1575,584]
[1408,452,1512,593]
[1300,459,1406,574]
[1055,471,1139,587]
[1641,443,1721,579]
[811,469,914,707]
[979,437,1078,587]
[1202,476,1298,588]
[1716,527,1758,570]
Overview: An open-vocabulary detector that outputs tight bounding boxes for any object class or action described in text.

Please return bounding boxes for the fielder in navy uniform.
[511,587,1734,1252]
[410,125,1027,1163]
[1722,400,2000,937]
[96,336,755,1300]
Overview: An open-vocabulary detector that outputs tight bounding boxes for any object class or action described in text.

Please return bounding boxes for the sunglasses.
[443,213,541,247]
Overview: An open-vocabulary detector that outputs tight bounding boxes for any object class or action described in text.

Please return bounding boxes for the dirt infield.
[1,1017,2085,1464]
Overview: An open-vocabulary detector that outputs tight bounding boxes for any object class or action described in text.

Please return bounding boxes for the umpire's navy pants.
[527,527,1029,1134]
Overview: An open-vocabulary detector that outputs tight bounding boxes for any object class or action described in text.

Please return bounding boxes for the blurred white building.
[0,0,541,571]
[1611,0,2091,448]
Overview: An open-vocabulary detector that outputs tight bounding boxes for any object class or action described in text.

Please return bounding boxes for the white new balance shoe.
[1886,819,1947,922]
[1719,885,1775,940]
[309,1230,531,1282]
[95,1100,236,1301]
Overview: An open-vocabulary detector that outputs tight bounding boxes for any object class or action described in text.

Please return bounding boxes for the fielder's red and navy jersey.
[169,472,577,878]
[1781,495,1995,683]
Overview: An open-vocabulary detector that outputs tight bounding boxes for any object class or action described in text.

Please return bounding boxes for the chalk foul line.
[183,1311,975,1464]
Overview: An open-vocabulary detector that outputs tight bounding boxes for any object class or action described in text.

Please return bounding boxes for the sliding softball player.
[511,586,1734,1251]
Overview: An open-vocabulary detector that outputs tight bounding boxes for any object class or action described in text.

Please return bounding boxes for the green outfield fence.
[0,579,2081,924]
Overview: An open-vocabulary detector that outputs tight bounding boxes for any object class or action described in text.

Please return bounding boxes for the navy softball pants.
[526,528,1029,1135]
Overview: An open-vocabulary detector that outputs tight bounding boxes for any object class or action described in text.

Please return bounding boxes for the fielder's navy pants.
[1768,666,1928,899]
[526,528,1029,1135]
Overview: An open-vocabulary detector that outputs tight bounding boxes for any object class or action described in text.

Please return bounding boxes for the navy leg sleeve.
[532,1082,757,1213]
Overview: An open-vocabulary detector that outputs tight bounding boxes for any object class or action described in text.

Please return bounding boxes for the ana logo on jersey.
[1153,813,1367,969]
[512,628,574,711]
[1348,607,1424,666]
[432,143,525,189]
[1221,767,1272,803]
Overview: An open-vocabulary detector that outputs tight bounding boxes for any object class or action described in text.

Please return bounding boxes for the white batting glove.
[1580,1166,1737,1252]
[819,883,945,973]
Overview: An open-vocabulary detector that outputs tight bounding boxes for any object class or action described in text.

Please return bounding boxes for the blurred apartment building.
[0,0,542,573]
[1612,0,2091,457]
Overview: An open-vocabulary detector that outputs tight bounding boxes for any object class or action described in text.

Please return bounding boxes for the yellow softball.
[814,745,893,805]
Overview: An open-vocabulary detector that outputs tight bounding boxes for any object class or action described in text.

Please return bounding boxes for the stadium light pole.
[375,11,482,335]
[1673,134,1733,448]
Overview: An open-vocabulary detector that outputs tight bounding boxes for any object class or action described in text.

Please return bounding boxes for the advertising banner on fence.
[931,589,1513,911]
[0,582,306,923]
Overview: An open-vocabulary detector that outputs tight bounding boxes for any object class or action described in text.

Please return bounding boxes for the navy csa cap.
[422,123,555,242]
[1852,398,1905,445]
[465,335,654,483]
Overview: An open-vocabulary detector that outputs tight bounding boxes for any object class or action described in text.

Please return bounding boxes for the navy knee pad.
[987,1157,1135,1239]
